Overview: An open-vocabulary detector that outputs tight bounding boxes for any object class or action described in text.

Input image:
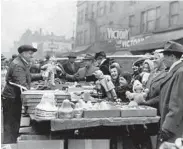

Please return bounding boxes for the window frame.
[169,1,179,27]
[129,15,135,35]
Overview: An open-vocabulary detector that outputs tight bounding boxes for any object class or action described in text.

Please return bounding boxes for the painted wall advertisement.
[107,27,149,49]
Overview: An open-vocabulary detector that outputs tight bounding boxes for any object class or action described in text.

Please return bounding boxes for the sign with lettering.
[116,37,146,48]
[107,28,129,40]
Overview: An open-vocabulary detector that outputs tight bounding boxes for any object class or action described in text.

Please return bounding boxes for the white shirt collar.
[20,56,29,65]
[168,60,182,72]
[100,59,106,66]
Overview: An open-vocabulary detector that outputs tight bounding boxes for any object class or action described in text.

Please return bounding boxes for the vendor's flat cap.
[162,41,183,54]
[18,45,37,53]
[68,52,76,58]
[95,51,106,59]
[83,54,94,60]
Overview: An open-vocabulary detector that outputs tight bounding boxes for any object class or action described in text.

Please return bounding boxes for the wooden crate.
[17,140,64,149]
[83,109,121,118]
[68,139,110,149]
[1,144,17,149]
[121,106,157,117]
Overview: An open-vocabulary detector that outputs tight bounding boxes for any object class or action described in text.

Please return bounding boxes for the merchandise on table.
[22,90,70,114]
[34,93,58,120]
[121,105,157,117]
[58,99,74,119]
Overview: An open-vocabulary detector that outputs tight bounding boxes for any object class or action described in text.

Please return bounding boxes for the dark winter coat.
[2,55,42,99]
[99,58,110,75]
[159,61,183,142]
[62,61,80,75]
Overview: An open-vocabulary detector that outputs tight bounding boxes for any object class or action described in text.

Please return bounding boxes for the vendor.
[2,45,44,144]
[71,54,99,82]
[63,52,80,76]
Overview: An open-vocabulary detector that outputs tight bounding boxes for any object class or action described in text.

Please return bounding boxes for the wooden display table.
[29,114,160,131]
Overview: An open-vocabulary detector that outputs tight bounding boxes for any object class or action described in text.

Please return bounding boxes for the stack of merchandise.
[35,93,57,120]
[21,90,70,115]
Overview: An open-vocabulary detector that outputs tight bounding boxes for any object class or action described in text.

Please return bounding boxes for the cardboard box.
[17,140,64,149]
[121,106,157,117]
[68,139,110,149]
[1,144,17,149]
[83,109,121,118]
[20,117,30,127]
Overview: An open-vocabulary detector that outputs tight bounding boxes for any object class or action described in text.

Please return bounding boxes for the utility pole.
[72,22,75,50]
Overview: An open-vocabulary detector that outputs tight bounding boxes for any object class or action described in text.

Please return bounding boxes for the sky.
[1,0,77,58]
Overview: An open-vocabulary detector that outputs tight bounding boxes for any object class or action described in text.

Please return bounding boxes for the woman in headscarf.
[140,59,154,87]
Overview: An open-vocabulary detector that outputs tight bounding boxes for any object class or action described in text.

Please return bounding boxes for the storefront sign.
[114,35,150,49]
[107,28,129,40]
[116,38,145,48]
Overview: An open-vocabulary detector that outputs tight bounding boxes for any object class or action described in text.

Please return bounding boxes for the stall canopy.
[72,44,92,54]
[130,27,183,54]
[73,41,116,56]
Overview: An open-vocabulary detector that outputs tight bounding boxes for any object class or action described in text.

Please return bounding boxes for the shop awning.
[74,41,116,56]
[72,44,92,53]
[130,27,183,54]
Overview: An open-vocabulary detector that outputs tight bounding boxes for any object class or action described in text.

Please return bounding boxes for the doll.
[93,70,117,101]
[41,56,63,86]
[125,80,149,104]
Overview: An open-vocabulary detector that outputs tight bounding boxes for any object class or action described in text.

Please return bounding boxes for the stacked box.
[83,109,121,118]
[21,90,70,115]
[121,106,157,117]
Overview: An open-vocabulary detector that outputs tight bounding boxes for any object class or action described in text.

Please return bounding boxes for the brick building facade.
[75,1,183,52]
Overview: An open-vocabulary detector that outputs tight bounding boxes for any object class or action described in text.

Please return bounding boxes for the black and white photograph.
[1,0,183,149]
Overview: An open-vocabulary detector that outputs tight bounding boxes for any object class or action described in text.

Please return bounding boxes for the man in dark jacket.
[63,53,80,75]
[95,51,110,75]
[2,45,43,144]
[68,54,99,82]
[157,41,183,147]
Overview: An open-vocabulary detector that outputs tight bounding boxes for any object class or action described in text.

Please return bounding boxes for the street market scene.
[1,0,183,149]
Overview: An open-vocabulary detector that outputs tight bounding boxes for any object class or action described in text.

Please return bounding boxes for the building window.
[141,7,161,33]
[129,0,137,6]
[91,4,96,19]
[85,7,88,22]
[129,15,135,35]
[109,1,115,12]
[155,6,161,29]
[81,31,84,45]
[97,1,105,17]
[77,12,80,25]
[147,9,156,31]
[77,32,80,45]
[169,1,179,26]
[84,30,88,44]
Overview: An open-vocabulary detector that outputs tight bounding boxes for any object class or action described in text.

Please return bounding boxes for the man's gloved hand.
[158,129,174,143]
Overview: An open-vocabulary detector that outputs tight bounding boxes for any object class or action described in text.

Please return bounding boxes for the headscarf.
[143,59,154,72]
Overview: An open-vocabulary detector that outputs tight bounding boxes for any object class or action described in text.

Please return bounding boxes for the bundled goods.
[58,99,74,119]
[73,103,83,118]
[21,90,70,114]
[34,93,58,120]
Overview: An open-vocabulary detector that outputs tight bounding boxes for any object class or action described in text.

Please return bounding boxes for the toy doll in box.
[93,70,117,101]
